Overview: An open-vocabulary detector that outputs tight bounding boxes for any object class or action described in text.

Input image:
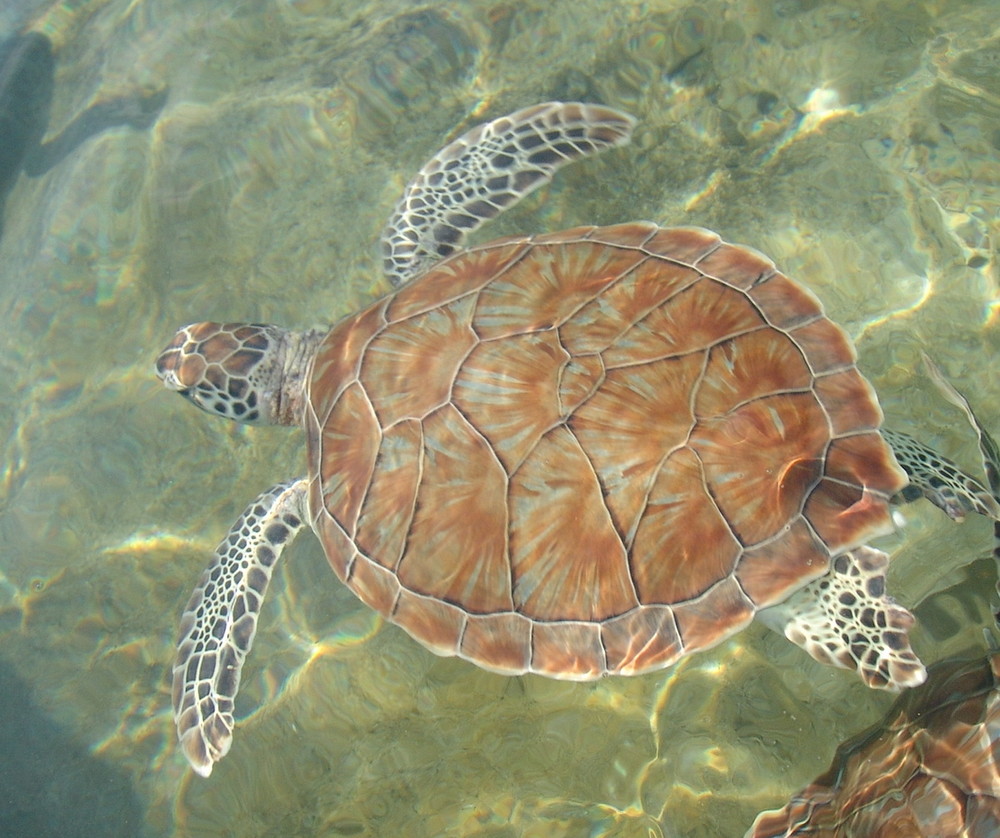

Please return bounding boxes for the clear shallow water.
[0,0,997,836]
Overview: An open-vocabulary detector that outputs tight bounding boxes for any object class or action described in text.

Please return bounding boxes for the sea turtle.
[154,102,997,778]
[747,649,1000,838]
[748,359,1000,837]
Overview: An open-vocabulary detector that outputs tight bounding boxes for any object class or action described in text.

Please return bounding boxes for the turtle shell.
[303,222,907,679]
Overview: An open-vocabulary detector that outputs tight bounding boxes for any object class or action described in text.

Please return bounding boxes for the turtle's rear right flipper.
[883,427,999,522]
[920,353,1000,622]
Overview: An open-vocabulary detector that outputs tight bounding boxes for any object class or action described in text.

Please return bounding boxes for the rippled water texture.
[0,1,997,836]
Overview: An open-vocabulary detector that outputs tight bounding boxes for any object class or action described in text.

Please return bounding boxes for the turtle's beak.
[154,328,203,394]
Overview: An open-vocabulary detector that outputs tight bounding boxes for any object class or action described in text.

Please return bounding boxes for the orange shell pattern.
[304,222,907,679]
[749,652,1000,837]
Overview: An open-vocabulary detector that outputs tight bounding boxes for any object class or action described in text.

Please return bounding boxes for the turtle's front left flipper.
[172,478,308,777]
[381,101,635,286]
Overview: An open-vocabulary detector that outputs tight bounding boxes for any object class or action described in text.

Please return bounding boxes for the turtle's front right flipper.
[381,101,635,286]
[172,478,308,777]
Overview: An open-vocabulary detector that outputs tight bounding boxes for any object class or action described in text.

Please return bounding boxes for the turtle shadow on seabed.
[0,30,167,240]
[0,659,144,838]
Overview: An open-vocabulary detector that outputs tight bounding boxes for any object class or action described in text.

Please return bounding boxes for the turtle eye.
[180,385,230,419]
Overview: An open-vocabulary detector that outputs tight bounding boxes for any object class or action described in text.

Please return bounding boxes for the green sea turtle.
[154,102,997,777]
[748,649,1000,838]
[749,358,1000,837]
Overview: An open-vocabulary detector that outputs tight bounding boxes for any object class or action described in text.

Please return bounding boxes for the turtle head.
[155,322,308,426]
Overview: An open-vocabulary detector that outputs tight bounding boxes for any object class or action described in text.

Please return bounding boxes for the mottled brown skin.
[156,322,321,425]
[748,652,1000,838]
[303,222,907,679]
